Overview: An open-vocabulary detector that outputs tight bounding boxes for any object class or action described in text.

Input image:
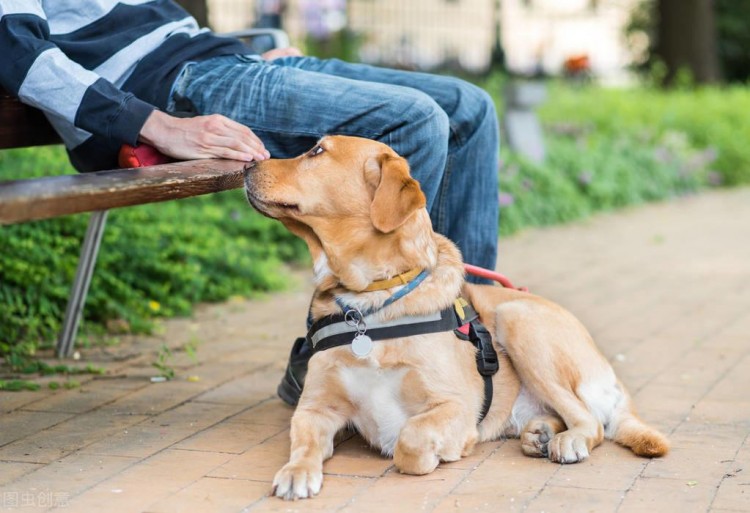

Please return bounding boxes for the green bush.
[0,147,306,361]
[538,82,750,185]
[498,131,711,235]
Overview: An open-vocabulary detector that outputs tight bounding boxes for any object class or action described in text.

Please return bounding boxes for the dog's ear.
[369,155,426,233]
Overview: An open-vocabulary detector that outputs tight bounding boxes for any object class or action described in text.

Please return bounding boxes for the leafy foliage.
[498,131,711,235]
[0,146,306,363]
[536,82,750,186]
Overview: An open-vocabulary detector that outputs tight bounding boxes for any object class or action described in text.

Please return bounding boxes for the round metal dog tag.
[351,334,373,358]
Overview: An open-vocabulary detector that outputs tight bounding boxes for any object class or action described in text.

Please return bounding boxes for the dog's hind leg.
[525,383,604,463]
[493,300,607,463]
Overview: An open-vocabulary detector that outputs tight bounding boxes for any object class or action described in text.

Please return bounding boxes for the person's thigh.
[278,57,496,154]
[170,55,445,158]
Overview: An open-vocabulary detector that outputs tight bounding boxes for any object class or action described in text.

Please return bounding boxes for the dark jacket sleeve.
[0,2,155,145]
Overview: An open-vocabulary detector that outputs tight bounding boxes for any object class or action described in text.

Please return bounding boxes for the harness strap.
[454,302,498,423]
[308,307,457,352]
[307,300,499,424]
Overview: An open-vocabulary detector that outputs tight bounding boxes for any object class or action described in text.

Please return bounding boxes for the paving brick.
[0,461,43,486]
[99,381,209,416]
[1,453,137,505]
[432,493,526,513]
[174,420,286,454]
[643,422,746,482]
[192,365,281,405]
[248,475,375,512]
[83,401,244,458]
[710,436,750,512]
[691,352,750,425]
[230,400,294,427]
[145,477,269,513]
[450,440,559,501]
[547,442,647,491]
[0,411,72,447]
[525,485,625,512]
[208,429,291,482]
[0,410,148,464]
[21,385,130,414]
[0,390,55,414]
[322,435,393,478]
[440,440,503,472]
[619,476,716,513]
[60,449,232,513]
[342,467,468,513]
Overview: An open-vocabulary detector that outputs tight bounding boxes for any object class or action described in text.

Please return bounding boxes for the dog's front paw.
[394,427,440,475]
[272,461,323,500]
[548,431,589,464]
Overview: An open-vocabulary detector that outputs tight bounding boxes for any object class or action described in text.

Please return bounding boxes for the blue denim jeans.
[168,55,499,282]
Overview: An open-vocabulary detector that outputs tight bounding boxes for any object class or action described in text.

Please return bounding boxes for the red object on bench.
[118,143,173,168]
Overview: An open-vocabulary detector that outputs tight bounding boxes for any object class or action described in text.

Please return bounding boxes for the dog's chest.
[338,365,410,456]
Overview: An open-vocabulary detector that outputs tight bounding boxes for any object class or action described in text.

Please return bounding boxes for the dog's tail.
[610,397,670,458]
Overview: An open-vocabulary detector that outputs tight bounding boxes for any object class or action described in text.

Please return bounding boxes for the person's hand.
[261,47,303,60]
[139,110,269,162]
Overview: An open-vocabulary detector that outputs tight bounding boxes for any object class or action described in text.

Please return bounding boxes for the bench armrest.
[0,160,247,225]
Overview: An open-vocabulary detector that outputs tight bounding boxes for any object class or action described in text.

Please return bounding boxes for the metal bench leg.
[56,210,109,358]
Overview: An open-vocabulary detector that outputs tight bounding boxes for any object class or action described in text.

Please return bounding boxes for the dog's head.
[244,136,436,291]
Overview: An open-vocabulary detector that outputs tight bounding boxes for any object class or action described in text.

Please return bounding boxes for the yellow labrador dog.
[244,136,669,500]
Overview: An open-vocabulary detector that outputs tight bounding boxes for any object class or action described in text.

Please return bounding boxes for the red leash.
[464,264,528,292]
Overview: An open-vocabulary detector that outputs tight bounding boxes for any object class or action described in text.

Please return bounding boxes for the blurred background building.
[206,0,638,79]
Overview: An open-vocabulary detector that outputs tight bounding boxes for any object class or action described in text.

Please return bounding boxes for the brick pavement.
[1,187,749,512]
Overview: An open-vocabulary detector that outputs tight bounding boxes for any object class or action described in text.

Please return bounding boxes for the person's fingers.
[203,133,267,161]
[217,117,269,156]
[200,115,269,158]
[206,146,260,162]
[175,116,262,160]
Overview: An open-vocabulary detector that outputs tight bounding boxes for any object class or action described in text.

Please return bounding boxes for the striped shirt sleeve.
[0,0,155,146]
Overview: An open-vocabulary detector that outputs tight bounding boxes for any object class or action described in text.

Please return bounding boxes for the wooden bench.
[0,29,288,358]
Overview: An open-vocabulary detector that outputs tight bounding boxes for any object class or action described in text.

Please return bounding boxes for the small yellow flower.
[148,300,161,312]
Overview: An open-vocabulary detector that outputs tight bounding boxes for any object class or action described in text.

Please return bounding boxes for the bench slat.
[0,159,247,225]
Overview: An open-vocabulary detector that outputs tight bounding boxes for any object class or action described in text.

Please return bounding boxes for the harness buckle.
[469,321,499,376]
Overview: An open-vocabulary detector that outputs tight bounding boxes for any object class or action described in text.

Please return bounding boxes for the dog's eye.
[309,145,325,157]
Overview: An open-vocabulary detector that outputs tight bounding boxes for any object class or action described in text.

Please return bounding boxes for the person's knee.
[458,80,497,124]
[393,91,450,148]
[445,80,498,148]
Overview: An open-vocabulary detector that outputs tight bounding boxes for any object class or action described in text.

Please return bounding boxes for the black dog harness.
[306,299,499,423]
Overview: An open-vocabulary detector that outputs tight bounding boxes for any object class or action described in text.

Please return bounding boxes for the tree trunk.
[176,0,209,29]
[655,0,721,84]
